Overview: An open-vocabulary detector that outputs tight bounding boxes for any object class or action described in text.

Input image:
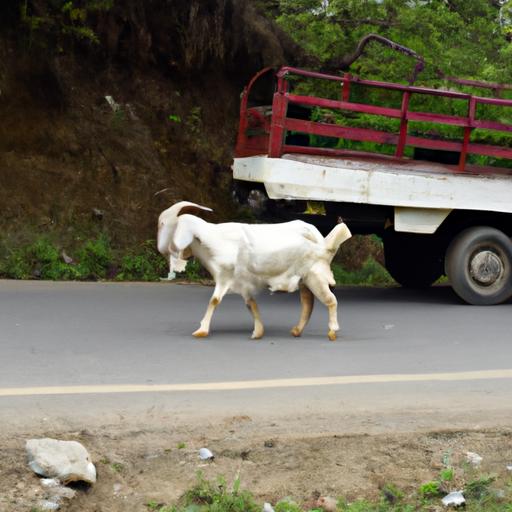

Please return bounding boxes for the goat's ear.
[172,216,195,251]
[177,203,213,217]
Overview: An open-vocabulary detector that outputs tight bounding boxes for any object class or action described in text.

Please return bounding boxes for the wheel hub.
[469,250,503,286]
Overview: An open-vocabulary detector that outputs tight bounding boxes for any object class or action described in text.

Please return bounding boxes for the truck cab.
[232,66,512,305]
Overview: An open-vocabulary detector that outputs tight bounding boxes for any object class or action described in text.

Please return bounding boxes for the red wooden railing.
[235,66,512,172]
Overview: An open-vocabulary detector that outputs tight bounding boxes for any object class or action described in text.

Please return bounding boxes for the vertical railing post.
[235,87,249,156]
[459,96,475,171]
[342,73,351,102]
[268,75,288,158]
[395,91,411,158]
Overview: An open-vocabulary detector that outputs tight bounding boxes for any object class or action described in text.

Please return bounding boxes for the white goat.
[157,201,352,340]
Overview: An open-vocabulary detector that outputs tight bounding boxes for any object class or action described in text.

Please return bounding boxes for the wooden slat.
[286,94,402,119]
[468,142,512,159]
[407,136,463,152]
[285,118,398,145]
[472,119,512,133]
[475,96,512,107]
[407,111,470,127]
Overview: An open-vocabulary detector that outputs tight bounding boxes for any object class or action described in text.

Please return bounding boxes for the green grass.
[142,469,512,512]
[332,258,394,286]
[0,235,399,287]
[0,234,212,282]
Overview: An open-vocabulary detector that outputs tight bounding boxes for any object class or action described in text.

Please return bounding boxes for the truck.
[232,65,512,305]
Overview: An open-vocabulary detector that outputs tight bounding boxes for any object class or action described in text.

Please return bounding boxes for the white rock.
[199,448,214,460]
[26,438,96,484]
[38,500,60,511]
[40,478,60,488]
[506,464,512,471]
[466,451,483,466]
[442,491,465,507]
[262,503,275,512]
[54,486,76,500]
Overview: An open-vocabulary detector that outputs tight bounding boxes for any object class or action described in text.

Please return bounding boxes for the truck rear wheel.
[445,226,512,305]
[383,231,443,288]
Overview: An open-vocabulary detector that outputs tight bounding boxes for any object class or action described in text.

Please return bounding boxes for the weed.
[183,472,260,511]
[141,471,512,511]
[332,258,394,286]
[419,480,443,499]
[465,475,496,500]
[110,462,124,473]
[440,468,455,482]
[76,235,112,279]
[117,240,167,281]
[274,499,303,512]
[381,483,404,504]
[177,442,186,449]
[0,238,79,280]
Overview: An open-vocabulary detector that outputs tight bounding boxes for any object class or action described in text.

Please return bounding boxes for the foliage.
[117,240,167,281]
[18,0,114,49]
[181,472,260,512]
[147,470,512,510]
[0,235,113,281]
[465,475,497,500]
[332,258,394,286]
[418,480,443,499]
[265,0,512,161]
[0,238,80,280]
[75,234,112,279]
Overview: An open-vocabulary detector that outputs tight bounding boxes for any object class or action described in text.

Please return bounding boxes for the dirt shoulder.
[3,411,512,512]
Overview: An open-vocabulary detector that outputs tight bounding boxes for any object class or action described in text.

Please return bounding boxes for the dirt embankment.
[0,0,302,250]
[2,418,512,512]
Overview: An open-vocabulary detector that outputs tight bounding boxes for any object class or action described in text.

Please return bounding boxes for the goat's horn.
[176,201,213,216]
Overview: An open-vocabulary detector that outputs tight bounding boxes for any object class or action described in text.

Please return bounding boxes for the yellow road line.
[1,369,512,397]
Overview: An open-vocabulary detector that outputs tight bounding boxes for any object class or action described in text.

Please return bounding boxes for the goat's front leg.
[193,282,229,338]
[291,284,314,337]
[245,296,264,340]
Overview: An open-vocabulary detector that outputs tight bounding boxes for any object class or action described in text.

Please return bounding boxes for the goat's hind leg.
[291,284,314,337]
[304,275,339,341]
[193,281,229,338]
[244,296,264,340]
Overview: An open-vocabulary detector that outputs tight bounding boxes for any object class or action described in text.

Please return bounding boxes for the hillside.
[0,0,302,250]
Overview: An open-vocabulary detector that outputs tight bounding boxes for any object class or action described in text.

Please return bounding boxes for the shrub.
[117,240,167,281]
[76,235,112,279]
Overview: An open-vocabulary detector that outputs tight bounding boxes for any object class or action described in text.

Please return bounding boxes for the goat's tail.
[324,221,352,258]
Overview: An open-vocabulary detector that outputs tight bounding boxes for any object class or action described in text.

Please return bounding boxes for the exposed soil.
[2,417,512,511]
[0,0,303,251]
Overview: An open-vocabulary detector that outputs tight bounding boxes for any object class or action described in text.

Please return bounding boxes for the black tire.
[383,231,444,288]
[445,226,512,305]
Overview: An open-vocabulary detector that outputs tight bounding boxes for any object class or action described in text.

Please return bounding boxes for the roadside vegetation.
[142,469,512,512]
[0,234,393,286]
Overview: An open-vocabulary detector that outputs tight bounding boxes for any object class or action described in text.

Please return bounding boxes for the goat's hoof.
[327,330,337,342]
[251,330,264,340]
[290,326,302,337]
[192,329,209,338]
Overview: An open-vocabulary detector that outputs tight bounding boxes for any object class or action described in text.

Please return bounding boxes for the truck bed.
[233,152,512,215]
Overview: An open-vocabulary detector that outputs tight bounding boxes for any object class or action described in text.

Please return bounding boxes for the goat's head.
[157,201,212,259]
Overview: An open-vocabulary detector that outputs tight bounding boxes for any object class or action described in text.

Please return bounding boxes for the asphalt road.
[1,280,512,434]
